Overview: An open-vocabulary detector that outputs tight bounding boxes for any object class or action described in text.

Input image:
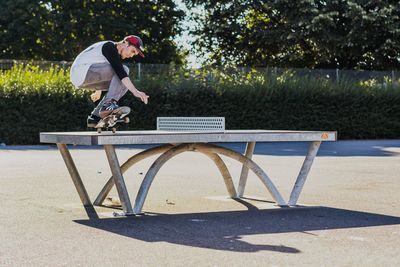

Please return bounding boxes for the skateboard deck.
[94,106,131,133]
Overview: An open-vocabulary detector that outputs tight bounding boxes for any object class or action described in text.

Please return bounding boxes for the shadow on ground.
[75,205,400,254]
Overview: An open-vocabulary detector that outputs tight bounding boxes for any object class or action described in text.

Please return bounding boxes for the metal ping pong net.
[157,117,225,132]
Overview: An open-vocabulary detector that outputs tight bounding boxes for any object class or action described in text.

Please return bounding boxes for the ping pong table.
[40,130,336,215]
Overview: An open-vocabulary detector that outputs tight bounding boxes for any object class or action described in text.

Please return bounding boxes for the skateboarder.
[70,35,149,127]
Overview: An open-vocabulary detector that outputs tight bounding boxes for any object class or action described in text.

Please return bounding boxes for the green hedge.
[1,65,399,144]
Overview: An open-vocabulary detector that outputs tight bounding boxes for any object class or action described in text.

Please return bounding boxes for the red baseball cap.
[124,35,145,57]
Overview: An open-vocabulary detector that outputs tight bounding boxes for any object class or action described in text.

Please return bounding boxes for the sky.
[174,0,203,68]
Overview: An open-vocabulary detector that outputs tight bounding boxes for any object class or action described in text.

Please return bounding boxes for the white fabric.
[70,41,113,87]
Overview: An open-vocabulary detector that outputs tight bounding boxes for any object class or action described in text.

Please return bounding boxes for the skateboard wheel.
[124,117,130,123]
[112,127,116,133]
[97,128,102,133]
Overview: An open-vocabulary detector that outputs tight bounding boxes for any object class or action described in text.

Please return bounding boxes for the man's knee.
[123,65,130,75]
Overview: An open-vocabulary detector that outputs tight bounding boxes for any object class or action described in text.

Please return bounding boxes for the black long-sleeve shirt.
[101,41,128,80]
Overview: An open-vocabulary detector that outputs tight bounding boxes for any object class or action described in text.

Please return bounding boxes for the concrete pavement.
[0,140,399,266]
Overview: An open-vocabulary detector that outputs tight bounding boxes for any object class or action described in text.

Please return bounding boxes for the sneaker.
[87,114,101,127]
[99,99,119,118]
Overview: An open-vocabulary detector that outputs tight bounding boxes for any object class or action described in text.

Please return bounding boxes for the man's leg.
[92,65,130,118]
[78,63,113,125]
[105,65,130,102]
[79,63,114,91]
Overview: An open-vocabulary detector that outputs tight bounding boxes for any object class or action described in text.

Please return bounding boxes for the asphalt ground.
[0,140,399,266]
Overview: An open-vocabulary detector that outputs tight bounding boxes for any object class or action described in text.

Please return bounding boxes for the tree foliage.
[0,0,186,63]
[184,0,400,70]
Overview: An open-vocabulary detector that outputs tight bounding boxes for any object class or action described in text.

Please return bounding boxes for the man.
[70,35,149,127]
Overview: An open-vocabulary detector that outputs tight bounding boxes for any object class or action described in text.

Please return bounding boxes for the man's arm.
[90,90,102,102]
[121,77,149,104]
[102,42,149,104]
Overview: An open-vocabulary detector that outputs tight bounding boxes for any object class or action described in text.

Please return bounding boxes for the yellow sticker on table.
[321,133,329,139]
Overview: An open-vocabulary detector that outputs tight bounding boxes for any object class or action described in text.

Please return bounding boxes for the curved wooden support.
[201,152,237,198]
[134,143,286,214]
[94,143,237,206]
[193,143,285,205]
[94,144,174,205]
[134,144,194,213]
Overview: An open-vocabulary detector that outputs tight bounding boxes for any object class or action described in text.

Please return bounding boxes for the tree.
[0,0,48,59]
[184,0,400,70]
[0,0,186,64]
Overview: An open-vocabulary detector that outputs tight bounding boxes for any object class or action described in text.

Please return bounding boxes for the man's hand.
[121,77,149,104]
[132,90,149,104]
[90,90,102,102]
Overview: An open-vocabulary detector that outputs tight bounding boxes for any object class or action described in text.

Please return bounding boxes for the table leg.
[94,144,173,206]
[288,141,321,206]
[104,145,134,215]
[57,143,92,206]
[237,141,256,197]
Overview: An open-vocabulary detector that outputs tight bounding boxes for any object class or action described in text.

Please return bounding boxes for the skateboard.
[94,106,131,133]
